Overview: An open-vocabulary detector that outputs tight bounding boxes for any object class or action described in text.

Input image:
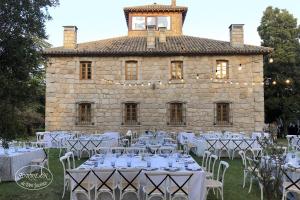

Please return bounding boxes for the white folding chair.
[202,151,211,171]
[31,148,50,170]
[159,147,176,155]
[205,161,230,200]
[36,132,45,142]
[167,172,193,200]
[206,154,218,179]
[216,139,231,159]
[65,151,76,169]
[66,169,94,200]
[126,147,146,155]
[143,172,168,200]
[118,168,142,200]
[59,155,70,199]
[246,157,263,200]
[111,147,125,155]
[238,150,248,188]
[92,169,117,200]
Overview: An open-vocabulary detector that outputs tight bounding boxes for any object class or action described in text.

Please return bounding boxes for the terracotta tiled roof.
[123,4,188,27]
[44,35,272,57]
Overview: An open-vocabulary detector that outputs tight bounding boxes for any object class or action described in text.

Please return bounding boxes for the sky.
[45,0,300,47]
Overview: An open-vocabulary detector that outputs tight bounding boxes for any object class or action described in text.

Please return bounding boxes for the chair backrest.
[207,154,218,175]
[202,151,211,169]
[66,169,92,194]
[96,147,111,154]
[118,168,142,192]
[126,147,145,155]
[92,169,116,193]
[36,132,45,142]
[168,172,193,197]
[216,161,229,186]
[65,151,76,169]
[111,147,125,154]
[59,155,69,180]
[246,157,258,173]
[159,146,176,155]
[144,172,168,197]
[238,150,247,168]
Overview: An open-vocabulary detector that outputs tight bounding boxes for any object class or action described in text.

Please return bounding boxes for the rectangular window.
[157,16,170,29]
[78,103,92,125]
[124,103,138,125]
[80,62,92,80]
[171,61,183,80]
[132,16,146,30]
[167,102,186,126]
[125,61,138,80]
[215,103,232,125]
[147,17,156,29]
[216,60,229,79]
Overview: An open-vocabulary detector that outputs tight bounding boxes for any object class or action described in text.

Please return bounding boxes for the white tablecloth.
[0,148,45,181]
[43,132,74,148]
[78,154,206,200]
[192,138,261,157]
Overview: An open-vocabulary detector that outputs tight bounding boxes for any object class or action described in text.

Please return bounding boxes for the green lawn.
[0,138,287,200]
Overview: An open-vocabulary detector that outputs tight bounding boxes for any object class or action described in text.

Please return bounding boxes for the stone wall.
[46,55,264,134]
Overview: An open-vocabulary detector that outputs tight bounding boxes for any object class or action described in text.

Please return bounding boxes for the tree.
[258,6,300,136]
[0,0,59,140]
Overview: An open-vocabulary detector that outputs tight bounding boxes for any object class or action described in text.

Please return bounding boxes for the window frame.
[122,102,140,126]
[131,15,171,30]
[215,60,229,79]
[76,102,94,126]
[125,61,138,80]
[167,101,187,126]
[214,102,233,126]
[80,61,92,80]
[131,16,146,30]
[170,61,183,80]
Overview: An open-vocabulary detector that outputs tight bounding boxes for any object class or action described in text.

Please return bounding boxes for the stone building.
[44,1,271,134]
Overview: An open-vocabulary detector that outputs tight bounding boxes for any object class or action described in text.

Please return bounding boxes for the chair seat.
[205,179,222,188]
[206,171,213,178]
[283,182,300,193]
[167,186,188,196]
[143,185,166,196]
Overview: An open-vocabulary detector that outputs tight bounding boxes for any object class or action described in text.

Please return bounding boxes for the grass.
[0,138,288,200]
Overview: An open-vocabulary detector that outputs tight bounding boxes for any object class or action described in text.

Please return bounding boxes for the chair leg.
[243,170,247,188]
[248,177,253,193]
[221,187,224,200]
[259,183,263,200]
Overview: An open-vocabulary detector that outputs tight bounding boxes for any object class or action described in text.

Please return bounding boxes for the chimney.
[63,26,77,49]
[229,24,244,47]
[159,27,167,43]
[147,25,156,48]
[171,0,176,6]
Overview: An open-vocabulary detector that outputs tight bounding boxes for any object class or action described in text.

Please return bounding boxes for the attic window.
[131,16,171,30]
[132,16,145,30]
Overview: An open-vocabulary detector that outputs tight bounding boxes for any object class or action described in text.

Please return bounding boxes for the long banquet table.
[0,147,45,181]
[77,153,206,200]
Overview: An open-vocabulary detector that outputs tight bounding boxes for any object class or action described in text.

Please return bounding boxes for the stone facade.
[45,1,269,135]
[46,55,264,134]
